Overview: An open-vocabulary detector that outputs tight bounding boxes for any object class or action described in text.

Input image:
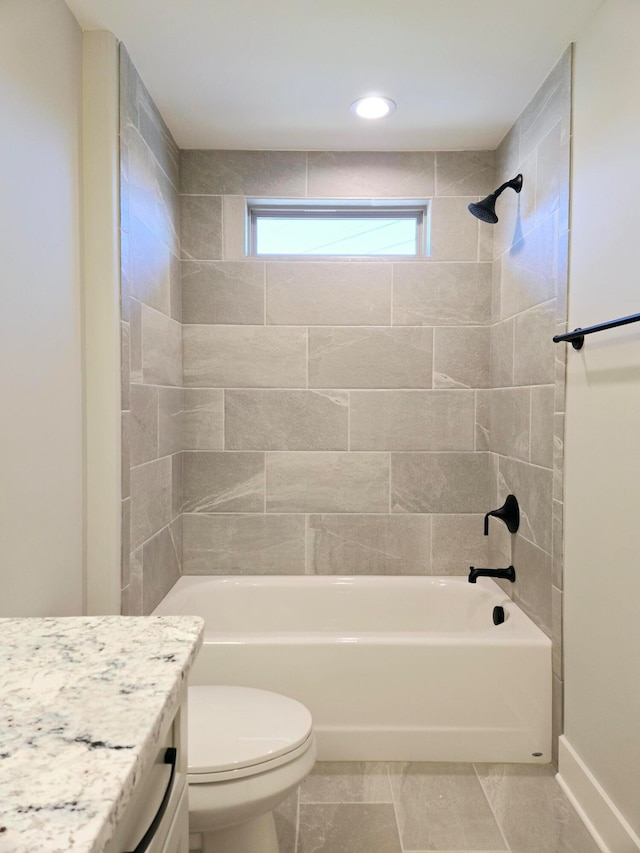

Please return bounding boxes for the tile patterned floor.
[273,761,602,853]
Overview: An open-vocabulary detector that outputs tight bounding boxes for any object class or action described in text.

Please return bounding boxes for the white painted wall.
[562,0,640,848]
[0,0,85,615]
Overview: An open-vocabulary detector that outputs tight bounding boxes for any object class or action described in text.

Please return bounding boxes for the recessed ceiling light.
[350,96,396,120]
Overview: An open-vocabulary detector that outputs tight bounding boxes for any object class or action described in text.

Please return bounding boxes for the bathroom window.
[247,200,429,257]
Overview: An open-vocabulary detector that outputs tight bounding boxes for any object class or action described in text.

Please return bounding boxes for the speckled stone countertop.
[0,615,204,853]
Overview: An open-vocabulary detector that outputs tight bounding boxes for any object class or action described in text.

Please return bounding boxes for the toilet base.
[201,811,279,853]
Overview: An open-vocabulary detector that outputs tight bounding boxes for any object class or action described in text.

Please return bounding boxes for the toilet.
[187,685,317,853]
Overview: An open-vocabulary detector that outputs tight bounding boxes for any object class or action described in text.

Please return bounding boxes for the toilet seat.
[188,686,314,784]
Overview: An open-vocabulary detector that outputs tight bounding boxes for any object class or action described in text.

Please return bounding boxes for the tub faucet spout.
[468,565,516,584]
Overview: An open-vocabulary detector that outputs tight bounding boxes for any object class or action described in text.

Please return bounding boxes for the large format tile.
[489,387,531,461]
[498,456,553,554]
[182,451,264,513]
[225,390,348,450]
[519,47,572,157]
[273,788,298,853]
[307,515,431,575]
[308,328,433,389]
[182,514,305,574]
[180,149,307,196]
[300,762,392,803]
[350,390,475,451]
[266,262,391,326]
[389,762,506,851]
[180,195,222,260]
[391,452,490,513]
[182,260,265,324]
[183,325,307,388]
[475,763,601,853]
[512,535,552,635]
[514,301,556,387]
[431,514,489,575]
[436,150,496,197]
[297,803,402,853]
[500,213,559,319]
[141,525,180,615]
[130,456,172,550]
[430,197,479,261]
[306,151,435,198]
[129,384,159,467]
[182,389,224,450]
[433,326,490,389]
[129,214,172,316]
[393,262,491,326]
[141,305,182,386]
[158,387,183,457]
[266,452,389,513]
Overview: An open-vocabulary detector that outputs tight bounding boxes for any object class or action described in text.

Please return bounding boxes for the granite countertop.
[0,615,204,853]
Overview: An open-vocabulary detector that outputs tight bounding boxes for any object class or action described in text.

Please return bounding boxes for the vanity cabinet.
[105,691,189,853]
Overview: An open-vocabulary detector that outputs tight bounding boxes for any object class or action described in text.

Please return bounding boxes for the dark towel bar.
[553,311,640,350]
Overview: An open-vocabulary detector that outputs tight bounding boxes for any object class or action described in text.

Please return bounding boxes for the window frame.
[246,198,430,259]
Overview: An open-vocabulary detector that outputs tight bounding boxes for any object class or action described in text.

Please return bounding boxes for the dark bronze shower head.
[468,173,523,224]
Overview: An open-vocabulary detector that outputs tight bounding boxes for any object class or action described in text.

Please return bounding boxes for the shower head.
[468,174,523,224]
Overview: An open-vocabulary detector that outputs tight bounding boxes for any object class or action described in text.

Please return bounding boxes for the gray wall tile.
[309,328,433,389]
[431,514,489,574]
[182,513,305,574]
[266,452,389,513]
[141,525,181,615]
[129,214,172,316]
[489,387,531,461]
[158,387,183,457]
[350,390,475,451]
[530,385,554,468]
[141,305,182,386]
[500,213,559,319]
[436,150,496,196]
[267,262,391,326]
[182,451,264,513]
[129,384,159,467]
[430,197,479,261]
[392,452,490,513]
[514,301,556,386]
[130,457,172,550]
[180,149,306,196]
[307,515,431,575]
[393,262,491,326]
[433,326,490,388]
[307,151,435,198]
[183,325,307,388]
[226,390,348,450]
[498,456,553,555]
[182,261,265,324]
[183,389,224,450]
[180,195,222,260]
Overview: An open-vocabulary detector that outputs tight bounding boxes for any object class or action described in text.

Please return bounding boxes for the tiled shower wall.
[178,151,499,575]
[120,47,183,614]
[487,48,571,760]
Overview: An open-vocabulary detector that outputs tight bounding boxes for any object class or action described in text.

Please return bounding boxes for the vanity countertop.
[0,615,204,853]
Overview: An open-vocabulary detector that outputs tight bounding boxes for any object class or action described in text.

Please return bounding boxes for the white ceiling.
[64,0,603,151]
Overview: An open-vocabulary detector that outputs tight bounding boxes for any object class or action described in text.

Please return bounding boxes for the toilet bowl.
[187,685,316,853]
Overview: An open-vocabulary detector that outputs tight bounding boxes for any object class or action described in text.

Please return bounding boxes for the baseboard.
[557,736,640,853]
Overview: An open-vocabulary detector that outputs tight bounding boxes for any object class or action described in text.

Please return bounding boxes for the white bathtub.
[153,575,551,763]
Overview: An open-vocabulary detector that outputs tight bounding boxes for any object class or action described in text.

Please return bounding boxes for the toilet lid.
[188,686,313,775]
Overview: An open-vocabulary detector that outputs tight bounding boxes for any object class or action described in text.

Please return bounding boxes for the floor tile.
[388,762,507,851]
[475,763,602,853]
[274,787,299,853]
[297,803,402,853]
[300,761,392,804]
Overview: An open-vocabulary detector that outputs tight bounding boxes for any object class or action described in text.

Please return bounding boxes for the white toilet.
[187,685,317,853]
